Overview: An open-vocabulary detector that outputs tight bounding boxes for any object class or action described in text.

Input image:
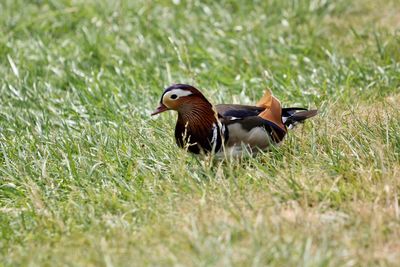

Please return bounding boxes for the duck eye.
[170,94,178,100]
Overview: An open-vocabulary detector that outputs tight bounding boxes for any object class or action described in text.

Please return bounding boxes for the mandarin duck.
[151,84,317,156]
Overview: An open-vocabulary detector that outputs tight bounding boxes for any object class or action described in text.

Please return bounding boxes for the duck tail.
[282,108,318,129]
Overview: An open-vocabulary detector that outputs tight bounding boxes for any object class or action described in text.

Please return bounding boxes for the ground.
[1,0,400,266]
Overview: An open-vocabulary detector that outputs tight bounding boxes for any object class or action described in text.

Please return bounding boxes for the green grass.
[1,0,400,266]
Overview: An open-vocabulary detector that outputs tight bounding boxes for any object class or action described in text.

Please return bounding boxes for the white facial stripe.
[163,89,192,102]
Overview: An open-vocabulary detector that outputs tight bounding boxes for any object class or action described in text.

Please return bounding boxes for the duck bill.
[151,103,169,116]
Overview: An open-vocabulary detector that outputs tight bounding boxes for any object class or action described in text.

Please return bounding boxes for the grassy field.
[1,0,400,266]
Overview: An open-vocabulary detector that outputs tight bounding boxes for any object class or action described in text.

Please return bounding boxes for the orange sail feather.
[256,90,286,132]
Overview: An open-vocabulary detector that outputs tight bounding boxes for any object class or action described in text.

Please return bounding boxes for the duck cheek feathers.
[163,98,181,110]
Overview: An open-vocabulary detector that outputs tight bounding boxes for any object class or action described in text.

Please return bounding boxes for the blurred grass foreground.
[1,0,400,266]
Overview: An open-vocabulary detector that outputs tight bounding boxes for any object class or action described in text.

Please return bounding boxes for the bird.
[151,84,317,156]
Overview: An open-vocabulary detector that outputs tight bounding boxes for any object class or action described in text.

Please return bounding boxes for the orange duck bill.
[151,103,169,116]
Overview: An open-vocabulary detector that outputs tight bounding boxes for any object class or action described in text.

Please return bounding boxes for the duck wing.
[215,104,264,118]
[216,103,286,143]
[219,115,287,144]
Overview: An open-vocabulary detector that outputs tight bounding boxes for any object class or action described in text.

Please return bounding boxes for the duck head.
[151,84,213,117]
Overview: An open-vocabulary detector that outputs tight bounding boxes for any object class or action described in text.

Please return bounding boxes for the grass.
[1,0,400,266]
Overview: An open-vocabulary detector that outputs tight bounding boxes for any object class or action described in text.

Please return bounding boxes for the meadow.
[1,0,400,266]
